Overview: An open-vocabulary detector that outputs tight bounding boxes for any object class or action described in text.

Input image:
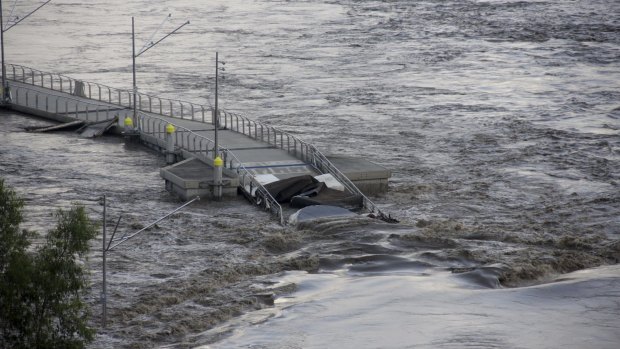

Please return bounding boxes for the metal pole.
[214,51,218,157]
[214,52,223,199]
[1,0,7,104]
[166,124,175,164]
[102,194,107,328]
[132,17,137,125]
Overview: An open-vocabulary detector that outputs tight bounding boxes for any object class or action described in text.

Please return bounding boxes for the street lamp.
[0,0,51,104]
[213,51,225,199]
[131,14,189,124]
[214,51,225,157]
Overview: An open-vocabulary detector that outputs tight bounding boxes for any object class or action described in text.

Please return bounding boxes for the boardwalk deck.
[9,80,317,178]
[3,65,390,223]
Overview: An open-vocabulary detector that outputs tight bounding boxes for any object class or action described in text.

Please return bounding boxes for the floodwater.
[1,0,619,348]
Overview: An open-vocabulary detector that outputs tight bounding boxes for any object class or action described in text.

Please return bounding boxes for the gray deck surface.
[10,80,318,179]
[9,79,391,200]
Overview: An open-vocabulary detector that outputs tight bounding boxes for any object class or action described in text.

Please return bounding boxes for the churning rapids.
[1,0,619,348]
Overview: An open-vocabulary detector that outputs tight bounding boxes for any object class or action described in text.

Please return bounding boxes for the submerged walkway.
[4,63,389,223]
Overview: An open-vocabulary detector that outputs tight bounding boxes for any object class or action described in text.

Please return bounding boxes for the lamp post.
[1,0,6,103]
[214,52,224,157]
[213,52,225,199]
[0,0,51,104]
[131,14,189,124]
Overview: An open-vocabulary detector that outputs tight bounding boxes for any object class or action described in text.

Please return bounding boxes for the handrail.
[6,63,212,122]
[10,84,119,123]
[308,145,381,215]
[216,109,385,217]
[5,62,384,218]
[136,112,285,224]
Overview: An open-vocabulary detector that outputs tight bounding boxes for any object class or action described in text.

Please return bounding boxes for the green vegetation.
[0,179,96,349]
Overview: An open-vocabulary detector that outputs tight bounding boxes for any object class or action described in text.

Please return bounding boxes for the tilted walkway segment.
[4,63,386,224]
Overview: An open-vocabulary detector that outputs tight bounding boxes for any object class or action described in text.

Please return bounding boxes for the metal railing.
[6,63,211,122]
[11,84,121,123]
[137,112,284,224]
[7,83,285,221]
[5,63,384,218]
[217,109,384,217]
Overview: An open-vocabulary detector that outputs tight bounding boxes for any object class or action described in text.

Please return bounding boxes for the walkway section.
[4,63,390,223]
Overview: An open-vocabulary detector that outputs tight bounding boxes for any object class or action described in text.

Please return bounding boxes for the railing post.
[88,83,92,99]
[40,72,44,87]
[149,96,152,113]
[159,98,162,115]
[180,103,184,119]
[300,144,304,162]
[108,88,111,103]
[35,94,38,109]
[45,95,49,112]
[201,106,205,123]
[98,86,102,101]
[191,104,194,121]
[50,74,54,90]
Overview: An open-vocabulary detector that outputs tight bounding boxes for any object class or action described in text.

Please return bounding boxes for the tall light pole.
[131,16,136,122]
[0,0,51,104]
[1,0,6,103]
[213,52,225,199]
[213,51,226,155]
[131,14,189,124]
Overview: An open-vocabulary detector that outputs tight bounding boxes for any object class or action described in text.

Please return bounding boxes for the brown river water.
[1,0,619,348]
